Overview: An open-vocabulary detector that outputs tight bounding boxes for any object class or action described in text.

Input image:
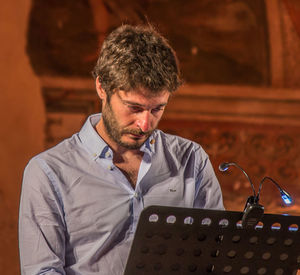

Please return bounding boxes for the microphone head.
[219,162,230,172]
[258,176,294,206]
[280,190,293,205]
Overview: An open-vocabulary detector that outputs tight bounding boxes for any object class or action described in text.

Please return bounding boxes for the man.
[19,24,224,274]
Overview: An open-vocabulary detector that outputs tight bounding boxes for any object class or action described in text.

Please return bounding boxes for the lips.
[122,129,152,141]
[128,133,145,139]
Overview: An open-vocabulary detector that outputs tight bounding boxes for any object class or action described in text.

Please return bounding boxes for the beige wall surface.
[0,1,45,273]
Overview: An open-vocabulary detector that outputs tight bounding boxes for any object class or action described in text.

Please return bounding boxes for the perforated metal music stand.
[124,206,300,275]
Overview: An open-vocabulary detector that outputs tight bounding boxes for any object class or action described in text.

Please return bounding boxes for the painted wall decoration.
[144,0,270,85]
[24,0,300,215]
[27,0,270,86]
[159,119,300,214]
[27,0,99,76]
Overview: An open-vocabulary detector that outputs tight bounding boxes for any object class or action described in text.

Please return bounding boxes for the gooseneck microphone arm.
[257,176,293,205]
[218,161,293,228]
[219,162,263,228]
[218,162,257,198]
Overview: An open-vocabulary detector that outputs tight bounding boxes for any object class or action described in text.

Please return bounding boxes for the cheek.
[151,113,164,128]
[121,114,138,128]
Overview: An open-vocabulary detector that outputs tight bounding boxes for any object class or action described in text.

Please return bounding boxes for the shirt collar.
[78,113,156,160]
[140,132,156,156]
[78,114,110,160]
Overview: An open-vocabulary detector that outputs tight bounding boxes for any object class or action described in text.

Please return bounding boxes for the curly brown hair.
[92,24,182,98]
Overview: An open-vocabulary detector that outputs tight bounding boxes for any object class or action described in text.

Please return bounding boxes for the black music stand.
[124,205,300,275]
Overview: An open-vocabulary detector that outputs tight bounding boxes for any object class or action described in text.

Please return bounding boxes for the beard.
[101,102,153,150]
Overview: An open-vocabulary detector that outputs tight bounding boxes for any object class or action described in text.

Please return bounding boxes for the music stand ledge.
[124,205,300,275]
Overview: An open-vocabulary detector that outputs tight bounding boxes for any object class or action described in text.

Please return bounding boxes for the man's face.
[101,88,170,150]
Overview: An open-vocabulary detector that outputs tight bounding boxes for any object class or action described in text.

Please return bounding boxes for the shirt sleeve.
[19,158,66,275]
[193,146,225,210]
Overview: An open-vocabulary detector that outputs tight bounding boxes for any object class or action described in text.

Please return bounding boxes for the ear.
[95,76,107,101]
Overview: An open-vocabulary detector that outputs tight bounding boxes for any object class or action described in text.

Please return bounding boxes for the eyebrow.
[116,92,168,109]
[122,100,168,108]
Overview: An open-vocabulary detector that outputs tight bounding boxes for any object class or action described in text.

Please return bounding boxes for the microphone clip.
[242,195,264,229]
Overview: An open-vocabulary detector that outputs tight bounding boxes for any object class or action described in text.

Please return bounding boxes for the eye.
[151,107,164,114]
[128,105,143,113]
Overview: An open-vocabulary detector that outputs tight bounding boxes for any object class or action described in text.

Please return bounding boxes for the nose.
[136,111,151,133]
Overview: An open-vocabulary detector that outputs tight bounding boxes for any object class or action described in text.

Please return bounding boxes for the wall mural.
[143,0,270,85]
[27,0,99,77]
[158,119,300,213]
[26,0,300,214]
[27,0,270,85]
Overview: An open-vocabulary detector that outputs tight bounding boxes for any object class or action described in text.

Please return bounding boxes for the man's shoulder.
[31,113,100,163]
[29,134,80,166]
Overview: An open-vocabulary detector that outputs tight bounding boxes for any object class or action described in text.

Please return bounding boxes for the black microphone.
[219,162,264,228]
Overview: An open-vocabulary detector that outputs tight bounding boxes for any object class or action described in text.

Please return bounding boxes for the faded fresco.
[26,0,271,146]
[24,0,300,214]
[27,0,270,85]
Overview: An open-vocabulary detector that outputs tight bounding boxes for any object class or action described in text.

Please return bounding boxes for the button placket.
[132,191,143,232]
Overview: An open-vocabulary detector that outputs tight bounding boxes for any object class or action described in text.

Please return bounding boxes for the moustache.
[122,128,152,136]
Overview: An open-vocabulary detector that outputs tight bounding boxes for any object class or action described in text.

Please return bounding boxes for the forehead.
[116,88,170,105]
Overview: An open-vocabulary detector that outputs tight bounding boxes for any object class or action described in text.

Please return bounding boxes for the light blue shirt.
[19,114,224,275]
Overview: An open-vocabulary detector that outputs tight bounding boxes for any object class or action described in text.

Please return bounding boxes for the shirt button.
[134,192,138,198]
[150,139,155,144]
